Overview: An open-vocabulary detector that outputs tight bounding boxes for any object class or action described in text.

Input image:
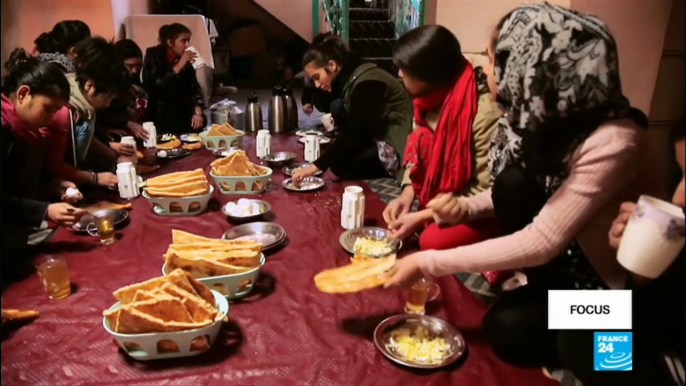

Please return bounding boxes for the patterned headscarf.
[487,3,631,189]
[37,52,76,73]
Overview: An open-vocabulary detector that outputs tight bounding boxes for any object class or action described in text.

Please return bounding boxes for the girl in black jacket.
[142,23,207,136]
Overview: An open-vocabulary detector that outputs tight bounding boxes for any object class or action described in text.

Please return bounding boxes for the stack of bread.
[164,230,263,278]
[144,169,210,198]
[103,269,218,335]
[210,151,268,177]
[207,122,242,137]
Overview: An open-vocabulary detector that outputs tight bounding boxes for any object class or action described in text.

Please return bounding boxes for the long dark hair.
[114,39,143,60]
[393,25,464,85]
[302,34,351,68]
[34,20,91,55]
[73,37,129,96]
[2,48,70,101]
[158,23,191,45]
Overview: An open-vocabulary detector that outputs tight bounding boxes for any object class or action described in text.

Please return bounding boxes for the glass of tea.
[86,213,116,245]
[36,255,71,299]
[405,277,434,315]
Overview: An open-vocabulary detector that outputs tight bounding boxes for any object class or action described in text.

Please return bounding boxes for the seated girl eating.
[382,25,502,254]
[1,51,86,264]
[293,34,413,182]
[42,37,129,188]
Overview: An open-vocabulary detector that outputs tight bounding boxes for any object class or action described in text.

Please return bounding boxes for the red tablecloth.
[2,135,558,386]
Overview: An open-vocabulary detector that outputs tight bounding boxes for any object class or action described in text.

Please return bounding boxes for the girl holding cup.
[143,23,207,136]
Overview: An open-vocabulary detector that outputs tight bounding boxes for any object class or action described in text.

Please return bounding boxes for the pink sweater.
[420,119,663,289]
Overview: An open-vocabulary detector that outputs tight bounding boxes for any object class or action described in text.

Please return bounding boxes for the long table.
[1,134,558,386]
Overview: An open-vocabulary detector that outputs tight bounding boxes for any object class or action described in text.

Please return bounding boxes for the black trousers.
[483,164,683,385]
[329,141,390,180]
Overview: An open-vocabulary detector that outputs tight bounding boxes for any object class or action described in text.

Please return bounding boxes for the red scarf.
[1,94,42,145]
[404,61,478,208]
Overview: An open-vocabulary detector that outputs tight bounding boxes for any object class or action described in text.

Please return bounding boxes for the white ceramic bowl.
[103,290,229,361]
[142,186,214,216]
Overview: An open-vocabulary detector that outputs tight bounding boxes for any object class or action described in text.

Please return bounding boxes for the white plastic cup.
[256,129,271,158]
[304,133,321,163]
[142,122,157,148]
[116,162,139,200]
[341,186,365,229]
[186,46,205,70]
[617,195,685,278]
[120,136,137,164]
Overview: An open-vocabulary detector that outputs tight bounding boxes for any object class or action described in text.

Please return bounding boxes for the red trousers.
[419,218,501,251]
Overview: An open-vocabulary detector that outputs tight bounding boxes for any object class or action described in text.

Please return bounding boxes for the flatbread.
[113,269,200,304]
[314,254,397,293]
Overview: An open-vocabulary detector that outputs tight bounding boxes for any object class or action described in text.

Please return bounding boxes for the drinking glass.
[36,255,71,299]
[86,213,116,245]
[405,277,433,315]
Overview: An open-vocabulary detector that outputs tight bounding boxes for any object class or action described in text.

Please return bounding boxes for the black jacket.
[1,123,49,229]
[142,45,204,129]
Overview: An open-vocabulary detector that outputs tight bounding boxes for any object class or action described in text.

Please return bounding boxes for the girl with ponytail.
[33,20,91,73]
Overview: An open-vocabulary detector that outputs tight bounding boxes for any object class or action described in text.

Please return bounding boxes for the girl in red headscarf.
[384,26,505,282]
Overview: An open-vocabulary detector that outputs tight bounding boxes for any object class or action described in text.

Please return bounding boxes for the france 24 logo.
[594,332,632,371]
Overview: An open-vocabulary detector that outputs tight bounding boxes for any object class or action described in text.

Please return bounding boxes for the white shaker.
[256,129,271,158]
[142,122,157,148]
[120,136,137,164]
[304,133,321,163]
[341,185,365,229]
[116,162,140,199]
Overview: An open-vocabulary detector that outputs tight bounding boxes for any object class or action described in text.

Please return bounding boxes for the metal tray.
[156,148,190,159]
[282,177,325,192]
[71,209,129,233]
[222,222,286,251]
[374,314,466,369]
[282,163,323,177]
[339,227,402,256]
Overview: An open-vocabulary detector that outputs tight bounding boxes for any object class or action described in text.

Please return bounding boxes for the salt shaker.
[341,185,365,229]
[142,122,157,148]
[116,162,140,199]
[304,133,320,163]
[120,136,137,164]
[256,129,271,158]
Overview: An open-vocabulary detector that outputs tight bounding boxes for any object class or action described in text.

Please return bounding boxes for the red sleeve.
[41,107,78,181]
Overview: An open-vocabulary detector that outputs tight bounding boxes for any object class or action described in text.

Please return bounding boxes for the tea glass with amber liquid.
[87,213,116,245]
[36,255,71,299]
[405,278,440,315]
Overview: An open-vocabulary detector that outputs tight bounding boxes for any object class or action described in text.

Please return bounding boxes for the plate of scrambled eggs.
[374,314,466,369]
[339,227,402,257]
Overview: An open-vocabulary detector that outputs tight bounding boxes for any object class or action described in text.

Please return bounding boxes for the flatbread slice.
[129,296,194,323]
[171,230,262,251]
[160,282,217,323]
[166,248,261,267]
[165,253,253,278]
[113,269,199,304]
[314,254,397,293]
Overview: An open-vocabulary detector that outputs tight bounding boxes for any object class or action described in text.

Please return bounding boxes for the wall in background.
[209,0,297,42]
[253,0,312,41]
[1,0,152,76]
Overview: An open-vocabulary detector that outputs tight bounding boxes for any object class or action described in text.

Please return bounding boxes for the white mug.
[304,134,320,163]
[256,129,271,158]
[186,46,205,69]
[617,195,685,278]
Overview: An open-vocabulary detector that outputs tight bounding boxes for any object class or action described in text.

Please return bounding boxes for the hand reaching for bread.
[426,193,466,226]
